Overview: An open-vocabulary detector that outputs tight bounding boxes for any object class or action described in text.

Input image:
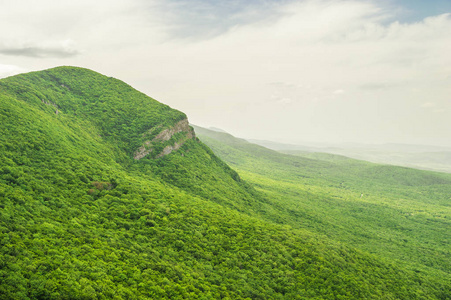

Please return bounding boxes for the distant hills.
[247,138,451,173]
[0,67,449,299]
[208,127,228,133]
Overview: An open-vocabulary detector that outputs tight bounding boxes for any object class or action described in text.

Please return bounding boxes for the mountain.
[0,67,449,299]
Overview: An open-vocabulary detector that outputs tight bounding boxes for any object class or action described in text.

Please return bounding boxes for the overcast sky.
[1,0,450,146]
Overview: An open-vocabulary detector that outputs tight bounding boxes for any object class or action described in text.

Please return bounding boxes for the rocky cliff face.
[134,118,195,160]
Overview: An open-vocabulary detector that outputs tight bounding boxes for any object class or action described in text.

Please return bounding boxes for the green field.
[0,67,449,299]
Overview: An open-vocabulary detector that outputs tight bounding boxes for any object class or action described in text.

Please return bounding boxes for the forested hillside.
[0,67,449,299]
[194,125,451,297]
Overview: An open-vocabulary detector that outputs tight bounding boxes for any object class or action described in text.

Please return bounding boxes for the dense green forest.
[0,67,450,299]
[194,126,451,297]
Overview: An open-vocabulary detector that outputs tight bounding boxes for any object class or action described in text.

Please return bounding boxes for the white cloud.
[421,102,436,108]
[277,97,294,105]
[0,39,79,58]
[0,64,26,79]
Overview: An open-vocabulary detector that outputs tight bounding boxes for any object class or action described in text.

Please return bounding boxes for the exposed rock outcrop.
[134,118,194,160]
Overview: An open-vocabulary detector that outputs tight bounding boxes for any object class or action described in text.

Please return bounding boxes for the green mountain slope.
[193,125,451,289]
[0,67,262,213]
[0,67,449,299]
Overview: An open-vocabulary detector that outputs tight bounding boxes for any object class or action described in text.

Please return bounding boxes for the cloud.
[421,102,436,108]
[0,41,79,58]
[148,0,288,39]
[142,1,450,145]
[0,64,25,79]
[277,97,294,104]
[271,94,294,105]
[0,0,155,55]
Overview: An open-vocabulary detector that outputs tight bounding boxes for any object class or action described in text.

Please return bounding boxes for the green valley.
[0,67,449,299]
[194,126,451,295]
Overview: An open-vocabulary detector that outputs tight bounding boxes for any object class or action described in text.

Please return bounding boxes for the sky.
[1,0,450,147]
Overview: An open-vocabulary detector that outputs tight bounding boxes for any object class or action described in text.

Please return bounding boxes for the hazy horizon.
[198,124,451,150]
[1,0,450,147]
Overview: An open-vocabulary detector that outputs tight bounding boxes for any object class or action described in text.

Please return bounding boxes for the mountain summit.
[0,66,193,159]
